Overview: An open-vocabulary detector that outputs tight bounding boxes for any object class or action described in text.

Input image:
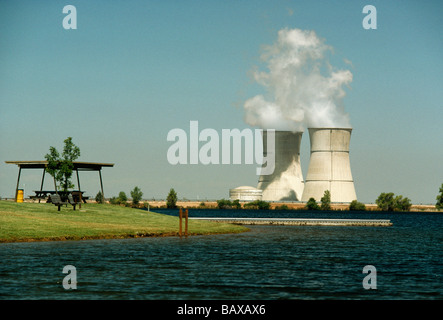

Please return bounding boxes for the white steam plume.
[244,28,353,131]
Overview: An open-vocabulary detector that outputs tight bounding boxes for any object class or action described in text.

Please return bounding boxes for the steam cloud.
[244,28,353,131]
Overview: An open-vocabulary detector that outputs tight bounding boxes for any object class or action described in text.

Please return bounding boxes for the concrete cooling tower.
[257,131,304,201]
[301,128,357,203]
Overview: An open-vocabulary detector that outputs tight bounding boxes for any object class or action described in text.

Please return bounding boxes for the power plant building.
[229,186,263,201]
[257,131,304,201]
[301,128,357,203]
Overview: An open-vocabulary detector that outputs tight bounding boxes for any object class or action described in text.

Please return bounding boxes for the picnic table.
[31,190,89,203]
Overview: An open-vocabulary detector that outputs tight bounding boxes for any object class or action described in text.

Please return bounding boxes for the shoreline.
[11,198,441,212]
[118,200,440,212]
[1,200,439,244]
[0,201,249,244]
[0,230,248,244]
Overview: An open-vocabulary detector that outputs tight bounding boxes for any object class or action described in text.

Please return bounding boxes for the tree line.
[44,137,443,211]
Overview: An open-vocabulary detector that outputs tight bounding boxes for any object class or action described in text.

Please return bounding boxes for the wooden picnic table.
[31,190,88,203]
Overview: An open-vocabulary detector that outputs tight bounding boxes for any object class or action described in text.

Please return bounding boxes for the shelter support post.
[15,167,21,202]
[39,168,46,203]
[76,169,82,208]
[99,169,104,200]
[53,176,58,194]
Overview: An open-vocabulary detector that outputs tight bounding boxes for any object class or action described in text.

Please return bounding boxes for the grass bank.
[0,201,248,243]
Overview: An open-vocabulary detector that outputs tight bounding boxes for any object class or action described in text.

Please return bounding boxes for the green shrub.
[320,190,331,210]
[305,198,320,210]
[275,204,289,210]
[243,200,270,210]
[232,199,242,209]
[95,191,104,204]
[394,195,412,212]
[349,200,366,211]
[436,184,443,210]
[376,192,412,212]
[166,188,177,209]
[376,192,395,211]
[118,191,128,203]
[130,186,143,205]
[217,199,232,209]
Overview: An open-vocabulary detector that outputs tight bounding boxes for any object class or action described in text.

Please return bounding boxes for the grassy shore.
[0,201,248,243]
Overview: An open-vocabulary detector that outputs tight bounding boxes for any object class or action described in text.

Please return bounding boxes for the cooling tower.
[257,131,304,201]
[301,128,357,203]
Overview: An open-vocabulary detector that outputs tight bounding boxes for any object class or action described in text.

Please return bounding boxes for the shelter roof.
[5,161,114,171]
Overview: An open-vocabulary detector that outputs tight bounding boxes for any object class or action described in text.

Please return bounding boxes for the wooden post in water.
[179,208,189,237]
[185,209,188,237]
[179,208,183,237]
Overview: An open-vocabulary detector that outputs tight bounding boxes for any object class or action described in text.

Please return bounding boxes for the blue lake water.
[0,209,442,300]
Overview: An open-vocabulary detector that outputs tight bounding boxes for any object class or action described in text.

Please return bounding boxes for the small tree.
[130,186,143,206]
[166,188,177,208]
[45,137,81,192]
[436,184,443,210]
[376,192,396,211]
[109,196,119,205]
[376,192,412,212]
[320,190,331,210]
[217,199,232,209]
[305,197,320,210]
[232,199,242,209]
[394,195,412,212]
[349,200,366,211]
[95,191,104,204]
[243,200,270,210]
[118,191,128,203]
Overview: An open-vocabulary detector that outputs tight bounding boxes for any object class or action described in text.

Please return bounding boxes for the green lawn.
[0,201,248,243]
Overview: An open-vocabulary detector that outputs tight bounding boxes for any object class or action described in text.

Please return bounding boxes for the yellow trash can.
[17,189,24,203]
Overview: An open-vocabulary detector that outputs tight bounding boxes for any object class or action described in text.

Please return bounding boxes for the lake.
[0,209,441,300]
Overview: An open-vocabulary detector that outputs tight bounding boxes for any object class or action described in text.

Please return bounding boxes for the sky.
[0,0,442,204]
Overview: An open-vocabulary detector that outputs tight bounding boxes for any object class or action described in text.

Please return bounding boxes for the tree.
[130,186,143,205]
[45,137,81,192]
[95,191,104,204]
[243,200,270,210]
[376,192,412,212]
[217,199,232,209]
[376,192,396,211]
[232,199,242,209]
[305,197,320,210]
[118,191,128,203]
[166,188,177,208]
[436,184,443,210]
[394,195,412,212]
[349,200,366,211]
[320,190,331,210]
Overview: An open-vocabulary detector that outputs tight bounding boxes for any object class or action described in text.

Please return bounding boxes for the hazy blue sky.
[1,0,442,204]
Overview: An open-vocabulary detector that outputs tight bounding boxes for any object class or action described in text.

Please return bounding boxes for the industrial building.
[256,131,304,201]
[301,128,357,203]
[229,186,263,201]
[230,127,357,204]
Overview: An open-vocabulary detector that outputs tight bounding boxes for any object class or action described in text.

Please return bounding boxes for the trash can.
[17,189,24,203]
